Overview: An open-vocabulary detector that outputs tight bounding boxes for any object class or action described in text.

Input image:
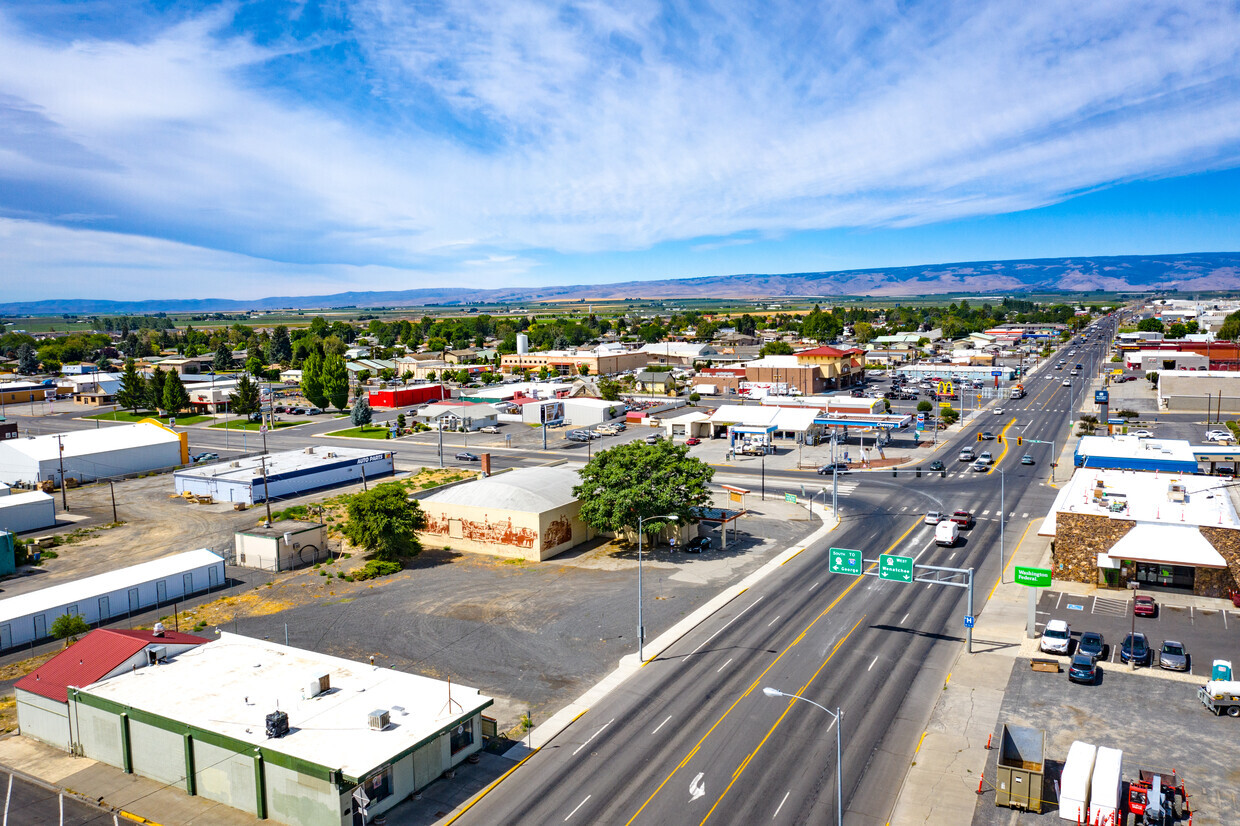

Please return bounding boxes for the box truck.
[1058,740,1096,821]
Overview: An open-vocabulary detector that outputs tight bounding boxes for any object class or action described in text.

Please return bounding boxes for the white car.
[993,407,1003,415]
[924,511,942,525]
[979,451,993,464]
[1206,430,1234,443]
[1062,379,1072,386]
[1132,429,1154,438]
[1040,619,1071,655]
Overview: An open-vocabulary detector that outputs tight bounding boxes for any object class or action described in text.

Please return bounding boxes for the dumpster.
[995,724,1045,813]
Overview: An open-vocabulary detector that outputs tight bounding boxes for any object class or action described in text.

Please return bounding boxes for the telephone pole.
[259,455,273,526]
[55,434,68,511]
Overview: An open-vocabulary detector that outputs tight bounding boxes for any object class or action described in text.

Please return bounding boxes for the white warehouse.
[0,490,57,534]
[173,446,393,506]
[0,549,225,651]
[0,422,187,486]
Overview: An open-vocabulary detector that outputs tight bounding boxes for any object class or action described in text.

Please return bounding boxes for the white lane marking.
[717,658,734,673]
[867,656,878,671]
[981,509,991,516]
[774,791,791,819]
[686,597,765,659]
[690,772,706,801]
[809,582,819,591]
[1021,512,1029,518]
[949,553,956,561]
[1056,592,1064,610]
[565,796,591,821]
[767,615,781,627]
[901,613,909,624]
[652,715,672,735]
[571,719,614,757]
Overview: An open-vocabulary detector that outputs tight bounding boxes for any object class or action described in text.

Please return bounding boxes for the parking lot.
[1034,589,1240,678]
[971,659,1238,826]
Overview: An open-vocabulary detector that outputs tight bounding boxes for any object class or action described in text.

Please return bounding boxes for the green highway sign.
[829,548,863,576]
[785,492,798,504]
[879,553,914,583]
[1014,566,1052,588]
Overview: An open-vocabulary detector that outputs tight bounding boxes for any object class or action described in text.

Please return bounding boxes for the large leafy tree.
[162,371,191,415]
[228,373,261,416]
[573,440,714,542]
[116,360,146,413]
[301,352,328,408]
[1218,310,1240,341]
[598,376,621,401]
[342,483,426,561]
[322,354,350,410]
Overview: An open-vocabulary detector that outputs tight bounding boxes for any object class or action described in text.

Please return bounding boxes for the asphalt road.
[0,771,119,825]
[451,321,1121,824]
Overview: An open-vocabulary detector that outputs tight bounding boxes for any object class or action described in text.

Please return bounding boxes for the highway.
[451,320,1117,825]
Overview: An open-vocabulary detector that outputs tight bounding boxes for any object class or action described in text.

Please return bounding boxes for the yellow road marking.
[625,518,923,825]
[989,418,1016,472]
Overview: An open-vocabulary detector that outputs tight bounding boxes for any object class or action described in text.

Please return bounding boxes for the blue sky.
[3,1,1240,301]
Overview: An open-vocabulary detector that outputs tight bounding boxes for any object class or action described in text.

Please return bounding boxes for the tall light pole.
[762,687,843,826]
[996,467,1006,582]
[637,512,678,662]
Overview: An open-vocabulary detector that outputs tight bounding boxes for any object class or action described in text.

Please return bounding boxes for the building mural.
[543,514,573,550]
[422,512,538,548]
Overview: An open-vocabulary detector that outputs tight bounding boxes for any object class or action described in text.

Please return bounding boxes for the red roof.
[795,346,862,358]
[15,628,209,703]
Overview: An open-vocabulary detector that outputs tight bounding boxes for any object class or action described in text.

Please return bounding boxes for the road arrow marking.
[690,773,706,801]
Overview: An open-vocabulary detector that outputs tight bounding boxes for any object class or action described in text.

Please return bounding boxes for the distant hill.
[4,252,1239,315]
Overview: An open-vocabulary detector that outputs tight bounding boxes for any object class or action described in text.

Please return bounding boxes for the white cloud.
[1,1,1239,298]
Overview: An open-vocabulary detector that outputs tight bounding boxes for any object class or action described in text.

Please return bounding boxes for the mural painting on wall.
[423,512,537,548]
[542,514,572,551]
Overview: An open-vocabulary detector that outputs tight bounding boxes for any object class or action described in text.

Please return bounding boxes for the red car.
[1133,595,1157,617]
[685,437,701,446]
[950,510,973,529]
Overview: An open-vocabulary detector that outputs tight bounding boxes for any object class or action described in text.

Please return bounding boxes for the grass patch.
[271,505,310,521]
[86,410,212,425]
[327,425,392,439]
[209,420,308,431]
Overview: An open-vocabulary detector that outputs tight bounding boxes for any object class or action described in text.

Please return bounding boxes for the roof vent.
[230,461,240,468]
[304,447,315,454]
[306,671,330,698]
[368,709,390,731]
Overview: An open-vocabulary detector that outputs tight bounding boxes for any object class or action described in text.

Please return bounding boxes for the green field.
[326,425,392,439]
[84,410,212,425]
[208,420,308,431]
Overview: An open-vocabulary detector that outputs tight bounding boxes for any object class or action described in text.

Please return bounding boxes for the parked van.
[958,447,976,462]
[934,520,959,546]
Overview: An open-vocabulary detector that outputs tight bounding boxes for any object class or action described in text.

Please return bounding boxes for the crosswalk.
[1092,596,1130,617]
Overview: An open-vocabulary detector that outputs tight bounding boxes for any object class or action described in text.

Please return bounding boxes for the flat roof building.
[0,490,56,534]
[1074,435,1199,474]
[0,422,187,485]
[66,633,491,825]
[174,446,393,505]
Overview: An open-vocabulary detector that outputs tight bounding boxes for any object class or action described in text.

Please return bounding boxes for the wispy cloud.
[1,2,1240,299]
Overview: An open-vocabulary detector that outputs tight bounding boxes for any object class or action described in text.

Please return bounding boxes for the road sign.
[1014,566,1052,588]
[878,553,913,583]
[260,425,268,434]
[784,492,797,504]
[991,370,1002,376]
[1095,390,1109,403]
[829,548,863,576]
[963,615,975,629]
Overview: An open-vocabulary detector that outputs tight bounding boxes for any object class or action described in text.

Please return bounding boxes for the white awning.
[1106,523,1228,568]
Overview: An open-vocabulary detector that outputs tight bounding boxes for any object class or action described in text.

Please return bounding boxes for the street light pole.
[762,687,843,826]
[637,512,678,663]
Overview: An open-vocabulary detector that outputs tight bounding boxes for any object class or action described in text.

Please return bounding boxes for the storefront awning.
[1106,522,1228,569]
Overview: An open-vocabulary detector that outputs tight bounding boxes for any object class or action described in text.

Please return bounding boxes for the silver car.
[1158,640,1189,671]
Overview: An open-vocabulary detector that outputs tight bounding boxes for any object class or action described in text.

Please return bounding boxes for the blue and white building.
[174,446,393,505]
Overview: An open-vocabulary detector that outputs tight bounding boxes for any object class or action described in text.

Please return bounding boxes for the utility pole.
[259,455,273,526]
[55,434,68,511]
[109,480,118,524]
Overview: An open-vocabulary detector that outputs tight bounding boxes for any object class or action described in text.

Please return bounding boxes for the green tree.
[916,400,933,413]
[228,373,261,416]
[50,612,90,641]
[268,326,293,363]
[351,394,373,427]
[213,342,233,371]
[146,366,168,412]
[301,352,328,408]
[1135,318,1164,333]
[759,341,794,356]
[1166,323,1187,339]
[940,406,960,426]
[573,440,714,542]
[853,321,875,344]
[598,376,621,401]
[1218,310,1240,341]
[245,354,265,376]
[323,354,350,410]
[341,483,426,562]
[116,360,146,414]
[16,343,38,374]
[578,363,590,376]
[162,371,190,415]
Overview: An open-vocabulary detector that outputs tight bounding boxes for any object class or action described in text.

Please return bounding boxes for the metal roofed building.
[417,466,592,561]
[0,422,187,485]
[0,549,225,651]
[1073,435,1200,473]
[0,489,56,534]
[1039,468,1240,595]
[67,633,491,826]
[173,446,393,505]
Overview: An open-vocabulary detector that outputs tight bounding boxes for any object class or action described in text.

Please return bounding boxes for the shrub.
[50,613,90,640]
[353,560,402,581]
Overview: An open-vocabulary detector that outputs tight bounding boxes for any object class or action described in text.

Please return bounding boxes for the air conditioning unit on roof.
[368,709,390,731]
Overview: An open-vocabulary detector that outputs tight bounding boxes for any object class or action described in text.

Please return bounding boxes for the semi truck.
[1009,384,1025,399]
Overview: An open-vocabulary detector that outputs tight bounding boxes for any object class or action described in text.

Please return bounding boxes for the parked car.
[1158,640,1189,671]
[455,452,480,462]
[685,437,701,446]
[684,536,712,553]
[1120,632,1150,665]
[567,431,591,442]
[929,460,945,471]
[1020,454,1035,465]
[305,407,323,415]
[950,509,973,528]
[480,425,500,434]
[1132,429,1154,438]
[818,463,850,475]
[924,510,942,525]
[1077,631,1105,662]
[645,434,662,444]
[1040,619,1071,655]
[191,452,219,463]
[290,407,306,415]
[1068,654,1098,684]
[1133,595,1157,617]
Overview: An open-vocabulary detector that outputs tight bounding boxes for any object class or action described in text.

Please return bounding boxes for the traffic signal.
[1017,436,1023,446]
[977,433,983,442]
[916,467,922,478]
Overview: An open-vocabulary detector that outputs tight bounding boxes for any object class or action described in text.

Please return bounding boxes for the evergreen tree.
[300,353,328,408]
[162,371,190,415]
[322,354,350,411]
[351,394,373,427]
[146,366,168,412]
[228,373,261,416]
[16,343,38,374]
[267,326,293,364]
[116,360,146,413]
[213,342,233,371]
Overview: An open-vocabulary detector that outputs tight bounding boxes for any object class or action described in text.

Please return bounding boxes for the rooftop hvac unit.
[146,645,167,666]
[304,446,315,454]
[368,709,390,731]
[230,461,241,468]
[265,710,290,739]
[306,671,330,698]
[326,452,337,458]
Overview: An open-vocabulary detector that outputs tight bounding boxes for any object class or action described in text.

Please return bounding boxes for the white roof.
[1076,435,1197,465]
[0,490,54,510]
[0,381,45,392]
[709,404,818,432]
[562,397,619,409]
[1039,467,1239,536]
[0,549,223,624]
[1101,523,1229,568]
[0,423,179,463]
[638,342,715,357]
[418,402,501,418]
[742,355,800,368]
[422,466,579,512]
[174,446,388,483]
[83,633,491,781]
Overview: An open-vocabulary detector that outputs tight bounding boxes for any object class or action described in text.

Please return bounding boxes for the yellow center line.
[624,517,924,825]
[698,615,867,825]
[989,418,1016,472]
